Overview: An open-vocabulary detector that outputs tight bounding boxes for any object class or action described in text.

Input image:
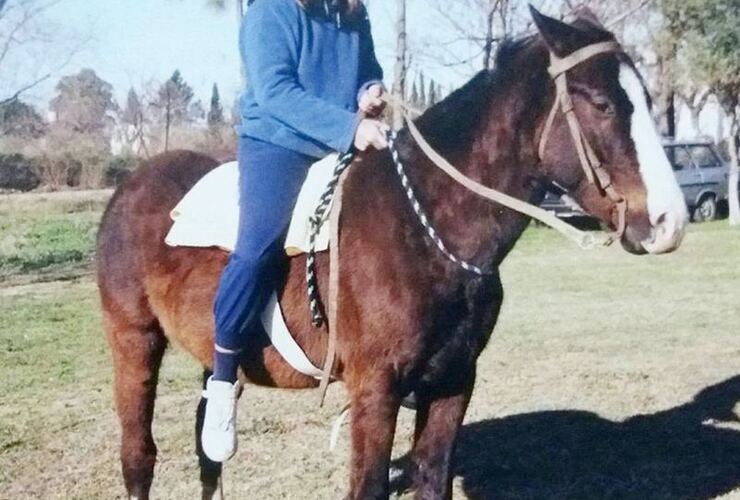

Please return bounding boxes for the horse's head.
[530,7,688,254]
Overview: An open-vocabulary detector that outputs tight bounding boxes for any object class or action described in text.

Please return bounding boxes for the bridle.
[538,40,628,239]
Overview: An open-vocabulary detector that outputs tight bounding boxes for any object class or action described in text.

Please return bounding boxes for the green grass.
[0,193,106,284]
[0,191,739,499]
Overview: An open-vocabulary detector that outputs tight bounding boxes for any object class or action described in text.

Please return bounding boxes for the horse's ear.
[529,5,582,57]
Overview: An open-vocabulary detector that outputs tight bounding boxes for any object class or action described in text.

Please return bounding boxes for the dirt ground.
[1,210,739,499]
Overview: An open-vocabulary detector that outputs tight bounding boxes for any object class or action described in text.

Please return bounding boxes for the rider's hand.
[358,84,387,118]
[354,119,389,151]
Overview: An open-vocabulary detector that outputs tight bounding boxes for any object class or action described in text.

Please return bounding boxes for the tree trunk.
[666,90,676,138]
[164,103,172,153]
[690,107,701,136]
[483,2,496,71]
[687,89,711,137]
[392,0,407,129]
[728,115,740,226]
[237,0,247,87]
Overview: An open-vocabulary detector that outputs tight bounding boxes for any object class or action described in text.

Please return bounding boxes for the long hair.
[296,0,360,15]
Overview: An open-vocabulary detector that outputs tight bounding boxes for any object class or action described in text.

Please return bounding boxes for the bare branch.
[0,71,50,106]
[604,0,654,28]
[0,0,86,103]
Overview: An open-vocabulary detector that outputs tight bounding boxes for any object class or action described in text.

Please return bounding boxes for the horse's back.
[97,150,221,331]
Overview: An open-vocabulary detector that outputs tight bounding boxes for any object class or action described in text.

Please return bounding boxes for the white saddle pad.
[165,153,339,256]
[165,155,341,379]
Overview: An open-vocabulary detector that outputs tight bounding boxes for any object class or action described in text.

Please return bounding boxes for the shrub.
[0,154,40,192]
[104,155,138,186]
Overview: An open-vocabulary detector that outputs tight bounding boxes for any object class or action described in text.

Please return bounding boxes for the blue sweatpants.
[212,136,314,381]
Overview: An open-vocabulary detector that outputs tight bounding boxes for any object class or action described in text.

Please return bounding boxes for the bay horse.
[97,8,688,500]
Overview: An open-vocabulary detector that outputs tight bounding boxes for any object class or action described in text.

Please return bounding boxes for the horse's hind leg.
[410,371,475,500]
[195,369,223,500]
[107,316,167,500]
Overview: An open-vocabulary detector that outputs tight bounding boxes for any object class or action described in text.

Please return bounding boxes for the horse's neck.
[405,88,545,267]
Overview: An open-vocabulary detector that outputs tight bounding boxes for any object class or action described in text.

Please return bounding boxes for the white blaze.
[618,64,688,251]
[618,64,688,226]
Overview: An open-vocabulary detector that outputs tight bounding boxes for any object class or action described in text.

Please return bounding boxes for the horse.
[96,8,688,500]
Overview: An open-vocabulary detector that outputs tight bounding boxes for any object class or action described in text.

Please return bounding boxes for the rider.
[202,0,389,462]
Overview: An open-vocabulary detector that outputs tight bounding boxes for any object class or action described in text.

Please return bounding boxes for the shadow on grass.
[394,376,740,499]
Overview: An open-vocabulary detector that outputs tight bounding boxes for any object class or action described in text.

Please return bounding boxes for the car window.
[664,146,694,171]
[688,145,720,168]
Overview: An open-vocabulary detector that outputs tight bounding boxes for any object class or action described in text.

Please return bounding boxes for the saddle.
[165,155,343,380]
[165,154,340,256]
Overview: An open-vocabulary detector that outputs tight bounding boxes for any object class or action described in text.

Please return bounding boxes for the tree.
[49,68,118,141]
[189,99,206,123]
[43,69,117,189]
[150,70,194,152]
[208,83,225,129]
[0,0,87,105]
[428,80,439,107]
[409,81,419,108]
[391,0,408,129]
[425,0,517,73]
[120,88,149,157]
[661,0,740,225]
[0,98,45,137]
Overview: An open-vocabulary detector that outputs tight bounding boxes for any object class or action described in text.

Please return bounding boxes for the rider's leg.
[202,135,314,462]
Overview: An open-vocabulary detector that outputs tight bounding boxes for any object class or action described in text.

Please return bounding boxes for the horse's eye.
[592,97,615,116]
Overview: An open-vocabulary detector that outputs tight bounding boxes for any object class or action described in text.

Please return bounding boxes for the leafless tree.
[120,88,150,158]
[391,0,407,128]
[0,0,86,106]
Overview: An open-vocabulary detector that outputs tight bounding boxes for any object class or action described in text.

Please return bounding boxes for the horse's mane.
[414,37,537,152]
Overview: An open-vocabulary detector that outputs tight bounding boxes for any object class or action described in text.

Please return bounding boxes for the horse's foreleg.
[410,371,475,500]
[108,320,167,500]
[347,371,401,500]
[196,369,223,500]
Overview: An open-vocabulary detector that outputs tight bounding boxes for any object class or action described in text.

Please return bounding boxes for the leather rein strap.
[539,40,628,239]
[381,40,630,250]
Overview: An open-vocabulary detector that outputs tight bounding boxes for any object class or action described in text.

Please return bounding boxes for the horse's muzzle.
[640,210,687,255]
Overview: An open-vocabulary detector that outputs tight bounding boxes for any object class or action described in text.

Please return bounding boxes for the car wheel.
[693,195,717,222]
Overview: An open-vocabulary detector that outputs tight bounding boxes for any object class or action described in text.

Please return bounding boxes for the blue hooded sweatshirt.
[237,0,384,158]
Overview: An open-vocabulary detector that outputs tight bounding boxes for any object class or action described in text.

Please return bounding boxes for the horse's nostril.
[655,212,667,226]
[642,210,685,254]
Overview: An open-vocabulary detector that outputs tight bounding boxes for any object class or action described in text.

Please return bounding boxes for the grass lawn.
[0,191,739,499]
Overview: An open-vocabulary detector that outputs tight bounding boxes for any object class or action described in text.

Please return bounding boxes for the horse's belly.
[144,248,324,389]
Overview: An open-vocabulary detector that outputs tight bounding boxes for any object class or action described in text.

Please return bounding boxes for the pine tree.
[410,81,419,108]
[208,83,225,129]
[151,70,194,151]
[419,71,427,108]
[428,79,438,107]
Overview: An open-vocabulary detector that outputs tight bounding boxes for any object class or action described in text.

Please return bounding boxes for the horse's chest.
[409,289,500,389]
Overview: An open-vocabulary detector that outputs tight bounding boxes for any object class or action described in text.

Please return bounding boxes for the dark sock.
[212,349,241,383]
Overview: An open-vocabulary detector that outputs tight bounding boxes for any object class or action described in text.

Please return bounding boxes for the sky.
[15,0,472,114]
[6,0,721,140]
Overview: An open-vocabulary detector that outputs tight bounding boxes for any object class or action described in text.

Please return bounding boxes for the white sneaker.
[201,377,240,462]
